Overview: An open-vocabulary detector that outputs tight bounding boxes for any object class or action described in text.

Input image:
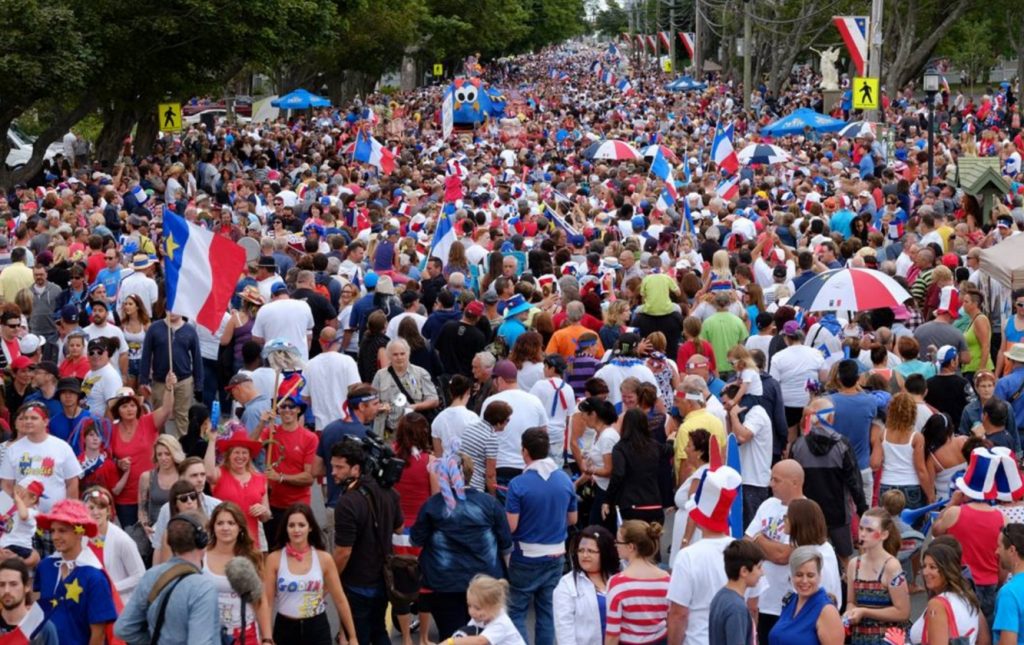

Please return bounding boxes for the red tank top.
[949,504,1005,585]
[393,451,431,528]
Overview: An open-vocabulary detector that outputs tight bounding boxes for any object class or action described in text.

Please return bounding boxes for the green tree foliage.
[941,18,996,92]
[595,0,630,40]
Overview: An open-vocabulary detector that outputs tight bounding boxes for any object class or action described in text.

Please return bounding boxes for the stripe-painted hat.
[686,465,741,534]
[955,447,999,501]
[991,446,1024,502]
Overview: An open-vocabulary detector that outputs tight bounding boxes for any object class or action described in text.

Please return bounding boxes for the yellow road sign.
[433,63,444,77]
[159,103,182,131]
[662,59,672,73]
[852,77,879,110]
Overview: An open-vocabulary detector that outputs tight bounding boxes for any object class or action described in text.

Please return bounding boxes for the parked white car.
[5,123,64,169]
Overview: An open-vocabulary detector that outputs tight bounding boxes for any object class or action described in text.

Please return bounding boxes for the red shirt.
[948,504,1004,586]
[392,451,431,529]
[59,356,90,380]
[86,251,106,284]
[260,425,317,509]
[676,339,718,375]
[110,414,159,505]
[212,468,268,547]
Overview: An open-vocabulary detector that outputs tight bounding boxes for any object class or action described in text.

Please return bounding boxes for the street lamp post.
[923,69,940,184]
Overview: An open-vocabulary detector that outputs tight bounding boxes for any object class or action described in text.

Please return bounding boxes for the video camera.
[342,434,405,488]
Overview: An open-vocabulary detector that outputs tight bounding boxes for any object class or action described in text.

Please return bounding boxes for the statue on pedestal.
[811,46,840,91]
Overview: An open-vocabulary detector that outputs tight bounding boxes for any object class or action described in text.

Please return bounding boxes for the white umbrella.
[737,143,790,165]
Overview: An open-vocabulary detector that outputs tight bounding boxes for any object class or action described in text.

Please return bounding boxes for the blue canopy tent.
[665,76,707,92]
[761,107,845,137]
[271,89,332,110]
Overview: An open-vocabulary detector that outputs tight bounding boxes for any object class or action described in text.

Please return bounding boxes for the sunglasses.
[88,348,107,356]
[278,403,298,410]
[176,492,199,504]
[4,324,19,329]
[1016,302,1024,308]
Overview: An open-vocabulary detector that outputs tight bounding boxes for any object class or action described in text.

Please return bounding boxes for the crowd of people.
[1,38,1024,645]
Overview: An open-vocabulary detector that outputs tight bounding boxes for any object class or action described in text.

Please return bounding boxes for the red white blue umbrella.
[788,268,911,312]
[737,143,790,165]
[838,121,877,138]
[584,139,642,161]
[640,144,680,163]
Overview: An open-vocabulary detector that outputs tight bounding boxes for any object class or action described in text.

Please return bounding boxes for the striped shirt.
[566,354,601,399]
[459,419,498,491]
[605,573,671,643]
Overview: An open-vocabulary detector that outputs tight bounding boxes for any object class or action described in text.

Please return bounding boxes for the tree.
[882,0,973,91]
[595,0,630,39]
[942,19,997,94]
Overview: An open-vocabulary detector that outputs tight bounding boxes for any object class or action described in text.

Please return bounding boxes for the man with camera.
[116,511,220,644]
[331,438,403,645]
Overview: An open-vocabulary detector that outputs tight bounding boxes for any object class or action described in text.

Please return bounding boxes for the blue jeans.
[507,556,563,645]
[343,584,390,645]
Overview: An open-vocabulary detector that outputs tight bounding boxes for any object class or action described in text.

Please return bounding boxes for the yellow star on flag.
[50,599,58,608]
[165,232,179,261]
[65,578,84,603]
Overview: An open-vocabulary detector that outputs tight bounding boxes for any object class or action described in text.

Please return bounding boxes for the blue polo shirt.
[829,391,878,469]
[318,419,369,507]
[506,466,576,563]
[995,572,1024,641]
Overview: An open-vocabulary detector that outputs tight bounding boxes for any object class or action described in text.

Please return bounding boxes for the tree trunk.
[0,100,96,189]
[134,110,159,158]
[884,0,973,91]
[95,103,138,167]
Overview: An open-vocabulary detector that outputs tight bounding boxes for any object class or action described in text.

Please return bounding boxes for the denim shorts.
[878,483,925,512]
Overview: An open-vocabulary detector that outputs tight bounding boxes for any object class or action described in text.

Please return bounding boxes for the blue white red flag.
[353,130,395,174]
[716,175,740,201]
[543,204,580,236]
[162,207,246,332]
[428,205,458,266]
[0,603,45,645]
[711,123,739,175]
[678,32,695,58]
[832,16,868,76]
[617,78,634,95]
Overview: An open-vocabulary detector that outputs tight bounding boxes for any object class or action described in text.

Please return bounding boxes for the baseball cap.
[941,253,960,269]
[270,282,289,296]
[53,304,79,323]
[782,320,803,338]
[542,354,568,374]
[492,360,518,381]
[465,301,485,317]
[936,345,958,366]
[225,373,253,390]
[18,334,45,355]
[35,361,59,379]
[10,356,34,371]
[364,272,379,289]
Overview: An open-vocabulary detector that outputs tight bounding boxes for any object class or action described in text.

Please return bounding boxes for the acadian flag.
[646,35,657,54]
[832,16,868,76]
[678,32,696,58]
[543,204,580,236]
[716,175,740,201]
[650,148,678,212]
[608,43,620,58]
[636,34,646,53]
[0,603,45,645]
[658,31,671,51]
[682,196,695,232]
[162,207,246,332]
[711,123,739,175]
[428,204,458,266]
[601,70,616,85]
[617,78,634,96]
[353,129,395,174]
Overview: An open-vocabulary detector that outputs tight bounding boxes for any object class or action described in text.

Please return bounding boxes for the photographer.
[331,439,403,645]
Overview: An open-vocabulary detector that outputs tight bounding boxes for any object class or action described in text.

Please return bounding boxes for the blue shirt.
[829,209,855,238]
[348,293,376,335]
[994,571,1024,640]
[48,409,89,447]
[996,368,1024,432]
[93,267,121,301]
[317,419,370,507]
[23,392,62,426]
[830,391,878,469]
[34,554,118,645]
[505,466,577,563]
[497,318,528,350]
[859,153,876,179]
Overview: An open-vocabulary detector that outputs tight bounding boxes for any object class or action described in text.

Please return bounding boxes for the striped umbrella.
[640,144,680,163]
[584,139,642,161]
[787,268,911,312]
[838,121,877,138]
[737,143,790,165]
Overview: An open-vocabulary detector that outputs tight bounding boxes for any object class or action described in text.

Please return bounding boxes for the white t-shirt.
[83,363,124,417]
[769,345,825,408]
[915,402,935,433]
[256,275,284,302]
[745,497,791,615]
[736,406,772,487]
[587,428,620,490]
[117,272,159,317]
[336,305,359,353]
[528,378,577,465]
[745,334,773,358]
[386,312,427,340]
[301,351,361,429]
[431,406,481,454]
[738,367,763,397]
[482,389,549,470]
[0,436,83,512]
[252,299,315,361]
[459,610,526,645]
[667,536,748,645]
[0,506,36,550]
[516,361,544,392]
[804,324,841,360]
[594,362,658,406]
[83,323,129,363]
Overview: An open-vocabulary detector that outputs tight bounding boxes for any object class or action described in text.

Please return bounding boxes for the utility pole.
[694,0,703,79]
[669,3,677,76]
[867,0,884,122]
[742,0,752,111]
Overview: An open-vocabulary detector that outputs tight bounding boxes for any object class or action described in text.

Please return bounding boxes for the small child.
[0,477,44,559]
[880,488,912,537]
[724,345,762,409]
[448,574,526,645]
[708,539,764,645]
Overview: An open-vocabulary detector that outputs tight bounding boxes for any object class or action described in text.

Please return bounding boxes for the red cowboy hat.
[217,429,263,457]
[37,499,98,538]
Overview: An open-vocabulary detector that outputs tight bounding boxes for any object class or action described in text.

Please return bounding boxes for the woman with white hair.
[372,338,439,435]
[768,546,844,645]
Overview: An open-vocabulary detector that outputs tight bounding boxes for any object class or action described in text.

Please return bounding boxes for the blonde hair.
[153,434,186,465]
[619,519,664,559]
[727,345,756,371]
[467,574,509,611]
[711,249,732,277]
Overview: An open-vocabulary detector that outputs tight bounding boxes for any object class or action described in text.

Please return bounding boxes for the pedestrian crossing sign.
[159,103,182,132]
[852,77,879,110]
[433,63,444,77]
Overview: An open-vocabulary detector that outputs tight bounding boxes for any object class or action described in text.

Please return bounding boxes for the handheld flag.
[616,78,634,96]
[543,204,580,236]
[428,205,458,266]
[162,208,246,332]
[727,434,744,538]
[353,130,396,174]
[716,175,740,201]
[650,149,678,212]
[832,16,869,76]
[711,123,739,175]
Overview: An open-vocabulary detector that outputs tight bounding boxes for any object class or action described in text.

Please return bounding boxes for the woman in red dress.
[205,424,271,551]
